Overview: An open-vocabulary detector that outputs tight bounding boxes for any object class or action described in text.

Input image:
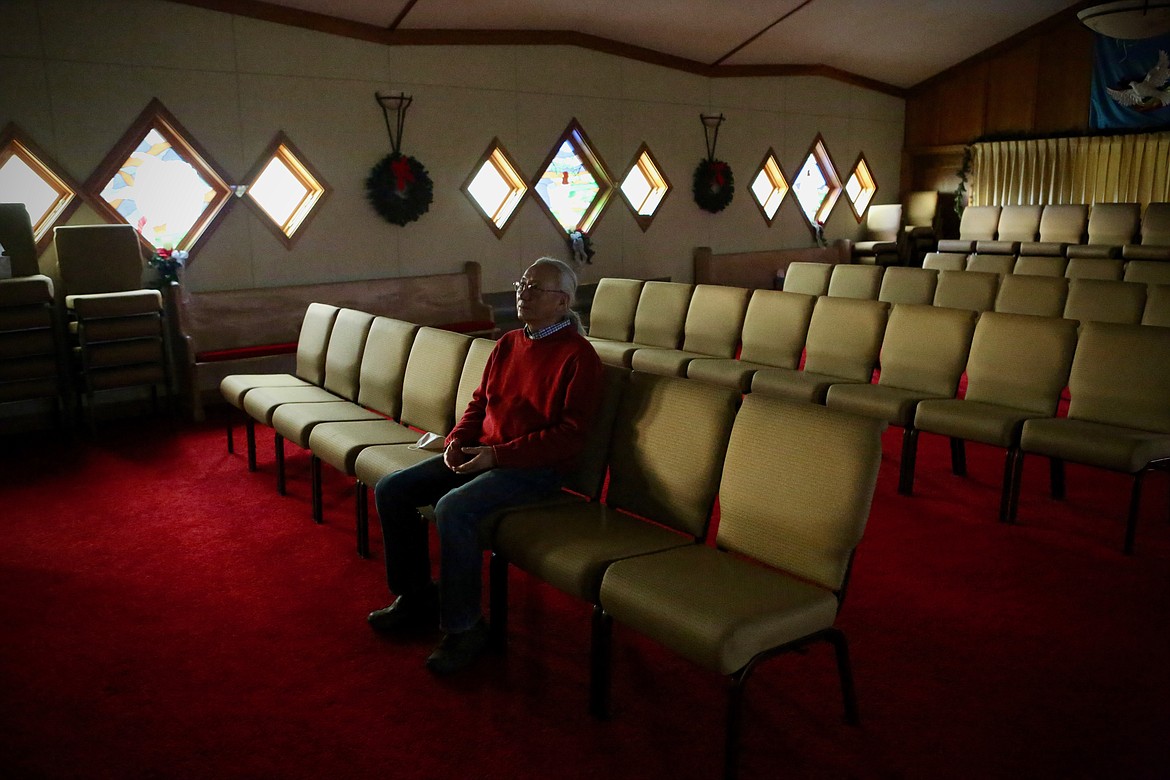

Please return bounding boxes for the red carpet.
[2,411,1169,779]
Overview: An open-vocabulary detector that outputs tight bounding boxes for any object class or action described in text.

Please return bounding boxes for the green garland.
[692,158,734,213]
[366,152,433,226]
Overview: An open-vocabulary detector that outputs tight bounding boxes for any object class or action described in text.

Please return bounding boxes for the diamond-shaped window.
[791,133,842,234]
[532,119,614,236]
[462,139,527,238]
[241,133,329,248]
[749,149,790,225]
[85,99,233,256]
[619,143,671,232]
[844,153,878,222]
[0,123,82,253]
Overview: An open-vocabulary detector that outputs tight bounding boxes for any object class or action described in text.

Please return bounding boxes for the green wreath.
[692,158,734,213]
[366,152,433,226]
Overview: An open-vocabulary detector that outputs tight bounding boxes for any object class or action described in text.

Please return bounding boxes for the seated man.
[369,257,604,674]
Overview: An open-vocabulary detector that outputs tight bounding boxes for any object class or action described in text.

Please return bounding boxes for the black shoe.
[367,586,439,635]
[425,619,489,675]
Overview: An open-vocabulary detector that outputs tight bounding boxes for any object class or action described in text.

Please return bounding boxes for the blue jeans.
[373,455,561,633]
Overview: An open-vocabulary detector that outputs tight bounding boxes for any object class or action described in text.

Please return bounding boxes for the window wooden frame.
[748,148,790,226]
[530,118,615,237]
[618,142,671,232]
[0,122,83,254]
[461,139,528,239]
[240,132,330,249]
[844,151,878,222]
[792,133,843,236]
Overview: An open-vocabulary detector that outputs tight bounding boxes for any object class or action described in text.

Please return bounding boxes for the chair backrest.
[1123,260,1170,286]
[605,372,740,539]
[1063,279,1147,326]
[561,364,629,500]
[995,204,1043,242]
[680,284,751,357]
[864,204,902,242]
[1067,321,1170,433]
[0,204,40,277]
[399,327,473,433]
[994,275,1069,318]
[738,289,816,368]
[804,297,889,381]
[922,252,968,271]
[1143,284,1170,327]
[356,317,419,417]
[878,304,977,397]
[827,264,884,299]
[294,302,340,384]
[1086,202,1139,246]
[966,254,1016,275]
[958,205,1001,241]
[1012,255,1067,277]
[321,308,376,401]
[1038,204,1087,244]
[1065,256,1124,281]
[454,337,496,419]
[1139,202,1170,246]
[717,395,883,592]
[879,266,938,305]
[933,270,999,312]
[782,262,834,296]
[53,224,144,296]
[631,281,693,348]
[587,278,644,341]
[964,311,1078,414]
[904,190,939,229]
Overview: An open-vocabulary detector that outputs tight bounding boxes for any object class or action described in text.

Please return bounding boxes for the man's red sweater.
[446,325,604,472]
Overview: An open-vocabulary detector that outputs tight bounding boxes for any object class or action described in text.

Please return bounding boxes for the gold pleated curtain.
[969,132,1170,208]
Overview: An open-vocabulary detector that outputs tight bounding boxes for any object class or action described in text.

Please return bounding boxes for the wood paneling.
[985,45,1039,134]
[1034,20,1093,134]
[936,61,989,145]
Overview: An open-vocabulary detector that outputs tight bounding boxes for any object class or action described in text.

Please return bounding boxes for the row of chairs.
[220,303,887,779]
[938,202,1169,261]
[779,261,1170,325]
[587,279,1170,553]
[922,250,1170,285]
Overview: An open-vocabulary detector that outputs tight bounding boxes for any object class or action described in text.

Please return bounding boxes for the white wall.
[0,0,905,295]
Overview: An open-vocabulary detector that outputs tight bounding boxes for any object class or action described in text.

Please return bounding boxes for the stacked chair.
[901,190,944,267]
[850,203,901,266]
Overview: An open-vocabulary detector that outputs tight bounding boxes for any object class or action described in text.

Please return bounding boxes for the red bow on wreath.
[708,161,728,189]
[391,156,415,193]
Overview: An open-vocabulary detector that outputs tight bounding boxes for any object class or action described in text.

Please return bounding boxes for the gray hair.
[531,256,586,335]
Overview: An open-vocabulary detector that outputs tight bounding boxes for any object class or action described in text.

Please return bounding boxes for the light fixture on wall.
[1077,1,1170,40]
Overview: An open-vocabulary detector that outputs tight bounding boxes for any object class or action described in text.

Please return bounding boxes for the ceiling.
[229,0,1087,90]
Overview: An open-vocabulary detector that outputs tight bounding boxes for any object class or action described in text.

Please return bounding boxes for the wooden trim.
[616,142,673,233]
[460,138,529,240]
[238,131,331,250]
[747,148,790,227]
[528,118,616,237]
[0,122,84,255]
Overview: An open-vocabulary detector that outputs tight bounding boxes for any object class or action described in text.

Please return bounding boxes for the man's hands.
[444,438,497,475]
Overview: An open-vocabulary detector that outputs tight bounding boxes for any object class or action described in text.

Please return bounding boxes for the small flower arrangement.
[567,230,594,268]
[814,219,827,248]
[148,247,188,285]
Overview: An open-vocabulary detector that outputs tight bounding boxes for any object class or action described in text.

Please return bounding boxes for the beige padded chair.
[0,204,41,278]
[1063,279,1146,327]
[53,224,146,297]
[490,372,740,676]
[0,274,69,424]
[965,254,1016,275]
[1123,202,1170,261]
[1064,256,1124,281]
[585,278,644,343]
[994,275,1069,318]
[631,284,750,377]
[827,264,884,300]
[903,190,941,267]
[589,281,693,368]
[1143,284,1170,327]
[686,290,816,392]
[1012,255,1068,277]
[922,252,968,272]
[851,204,901,266]
[878,266,938,306]
[975,204,1043,256]
[751,297,888,403]
[782,262,835,296]
[826,304,977,495]
[595,396,884,778]
[932,270,999,313]
[1019,204,1087,256]
[1123,260,1170,286]
[913,312,1078,522]
[937,205,1001,254]
[220,303,339,470]
[1018,322,1170,553]
[1067,203,1139,259]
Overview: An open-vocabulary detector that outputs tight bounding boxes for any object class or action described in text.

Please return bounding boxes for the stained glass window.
[531,119,613,236]
[619,143,671,231]
[462,140,527,238]
[792,134,842,231]
[749,150,789,225]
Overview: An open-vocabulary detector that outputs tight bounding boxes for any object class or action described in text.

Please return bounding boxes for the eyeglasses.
[513,279,564,296]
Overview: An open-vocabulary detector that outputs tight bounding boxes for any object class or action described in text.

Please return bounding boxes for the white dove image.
[1107,49,1170,110]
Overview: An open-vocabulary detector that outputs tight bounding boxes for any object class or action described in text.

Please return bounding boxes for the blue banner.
[1090,33,1170,130]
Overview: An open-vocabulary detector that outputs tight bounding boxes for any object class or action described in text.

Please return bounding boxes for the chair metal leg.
[1125,471,1144,555]
[1049,457,1065,500]
[226,421,234,454]
[488,553,509,652]
[949,437,966,476]
[311,455,323,524]
[355,481,370,559]
[589,606,613,720]
[725,669,749,780]
[826,627,861,726]
[245,418,257,472]
[1000,447,1022,524]
[898,426,919,496]
[275,432,285,495]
